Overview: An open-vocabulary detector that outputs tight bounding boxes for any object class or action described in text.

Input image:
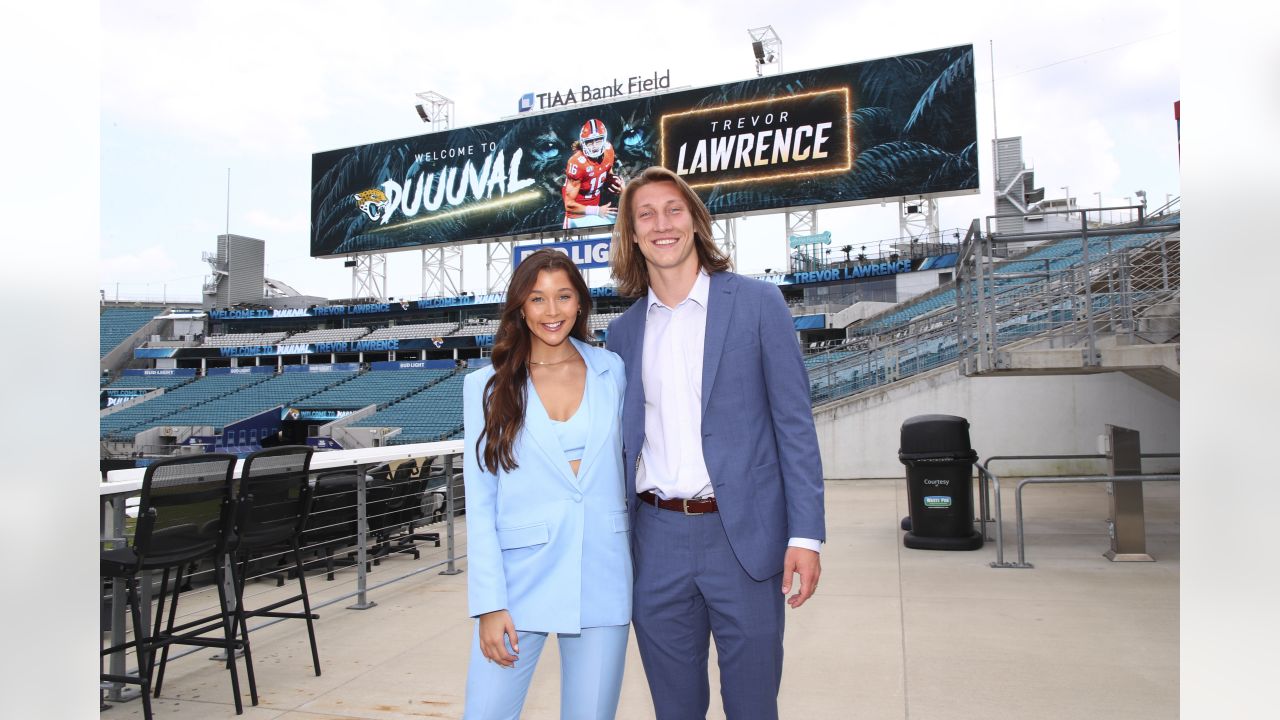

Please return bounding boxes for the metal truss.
[785,209,820,271]
[486,241,514,294]
[900,198,940,245]
[747,26,783,77]
[351,253,386,300]
[711,218,738,269]
[421,246,464,299]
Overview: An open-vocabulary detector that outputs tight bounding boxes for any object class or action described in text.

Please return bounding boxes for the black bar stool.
[101,452,246,717]
[228,445,322,701]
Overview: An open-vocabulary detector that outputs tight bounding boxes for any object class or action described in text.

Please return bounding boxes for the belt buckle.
[681,498,704,516]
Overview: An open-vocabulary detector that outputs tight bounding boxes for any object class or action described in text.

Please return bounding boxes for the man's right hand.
[478,610,519,667]
[599,202,617,220]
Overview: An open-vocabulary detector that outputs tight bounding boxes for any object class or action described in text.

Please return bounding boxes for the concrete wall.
[896,267,946,299]
[830,301,895,329]
[813,366,1180,479]
[100,317,165,374]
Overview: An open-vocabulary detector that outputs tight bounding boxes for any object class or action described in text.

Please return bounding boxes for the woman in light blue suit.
[462,249,631,719]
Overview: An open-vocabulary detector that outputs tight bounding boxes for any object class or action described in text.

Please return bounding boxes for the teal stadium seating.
[100,306,164,357]
[100,372,271,440]
[302,367,453,409]
[158,370,359,430]
[807,219,1179,404]
[350,371,474,444]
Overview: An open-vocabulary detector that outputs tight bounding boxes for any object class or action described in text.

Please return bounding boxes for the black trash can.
[899,414,983,550]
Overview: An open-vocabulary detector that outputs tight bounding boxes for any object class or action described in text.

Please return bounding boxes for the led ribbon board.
[311,44,976,257]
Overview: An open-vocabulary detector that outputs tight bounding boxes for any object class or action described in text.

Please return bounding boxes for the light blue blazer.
[463,337,632,634]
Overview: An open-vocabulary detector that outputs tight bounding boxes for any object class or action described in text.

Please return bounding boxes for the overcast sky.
[100,0,1180,303]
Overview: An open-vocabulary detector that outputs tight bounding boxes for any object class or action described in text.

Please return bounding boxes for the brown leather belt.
[638,490,718,515]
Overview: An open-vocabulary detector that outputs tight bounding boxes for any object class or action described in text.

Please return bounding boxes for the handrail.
[981,453,1179,568]
[996,473,1180,569]
[100,441,465,702]
[100,440,463,495]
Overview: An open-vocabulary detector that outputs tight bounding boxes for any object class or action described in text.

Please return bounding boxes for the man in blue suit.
[607,167,825,719]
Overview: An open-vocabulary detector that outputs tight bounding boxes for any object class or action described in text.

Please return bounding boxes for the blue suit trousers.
[632,502,786,720]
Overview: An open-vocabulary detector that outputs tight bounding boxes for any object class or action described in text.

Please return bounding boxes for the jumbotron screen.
[310,44,977,258]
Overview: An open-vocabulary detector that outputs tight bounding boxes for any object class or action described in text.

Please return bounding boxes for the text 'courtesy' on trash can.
[899,414,983,551]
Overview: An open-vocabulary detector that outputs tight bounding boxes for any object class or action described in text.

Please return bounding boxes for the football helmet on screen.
[579,119,608,159]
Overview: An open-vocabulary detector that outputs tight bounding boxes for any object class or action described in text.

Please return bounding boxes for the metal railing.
[807,210,1180,405]
[979,452,1180,569]
[99,441,465,705]
[958,208,1180,375]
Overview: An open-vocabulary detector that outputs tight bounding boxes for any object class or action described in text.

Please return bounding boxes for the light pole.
[1061,185,1070,218]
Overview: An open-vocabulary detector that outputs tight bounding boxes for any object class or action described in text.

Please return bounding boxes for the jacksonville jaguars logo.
[353,188,389,222]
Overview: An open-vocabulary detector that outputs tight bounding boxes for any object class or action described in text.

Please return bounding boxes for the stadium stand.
[852,226,1170,336]
[156,369,359,429]
[282,327,371,344]
[450,319,500,336]
[362,322,460,340]
[100,372,271,439]
[588,311,623,333]
[302,367,454,408]
[202,332,290,347]
[350,370,473,444]
[104,373,195,391]
[807,218,1180,404]
[100,306,163,357]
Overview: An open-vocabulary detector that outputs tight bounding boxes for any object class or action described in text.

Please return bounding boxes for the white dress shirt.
[637,270,714,501]
[638,271,820,554]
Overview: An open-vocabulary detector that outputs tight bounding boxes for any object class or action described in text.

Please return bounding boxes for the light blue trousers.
[463,622,629,720]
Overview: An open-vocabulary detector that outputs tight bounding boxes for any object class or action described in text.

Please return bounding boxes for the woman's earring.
[577,308,582,316]
[520,311,525,319]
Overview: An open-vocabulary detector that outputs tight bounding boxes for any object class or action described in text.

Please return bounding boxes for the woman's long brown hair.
[477,249,593,473]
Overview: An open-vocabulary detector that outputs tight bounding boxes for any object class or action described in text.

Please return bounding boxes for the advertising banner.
[101,388,151,409]
[282,363,363,373]
[515,236,613,269]
[312,44,977,256]
[281,408,357,422]
[122,368,196,376]
[369,360,459,370]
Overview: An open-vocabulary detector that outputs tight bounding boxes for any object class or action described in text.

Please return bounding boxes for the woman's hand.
[478,610,519,667]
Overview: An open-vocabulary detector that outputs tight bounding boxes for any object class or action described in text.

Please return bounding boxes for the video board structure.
[311,44,977,258]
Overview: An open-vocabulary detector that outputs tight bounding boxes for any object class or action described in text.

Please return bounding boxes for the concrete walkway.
[102,478,1179,719]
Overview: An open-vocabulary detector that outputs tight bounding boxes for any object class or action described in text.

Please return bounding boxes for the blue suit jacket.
[606,271,825,581]
[463,338,632,633]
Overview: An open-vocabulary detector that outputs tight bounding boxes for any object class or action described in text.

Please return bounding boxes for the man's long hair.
[478,249,592,474]
[610,166,732,298]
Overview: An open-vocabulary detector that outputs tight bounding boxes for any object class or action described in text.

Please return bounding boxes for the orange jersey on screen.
[563,146,616,217]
